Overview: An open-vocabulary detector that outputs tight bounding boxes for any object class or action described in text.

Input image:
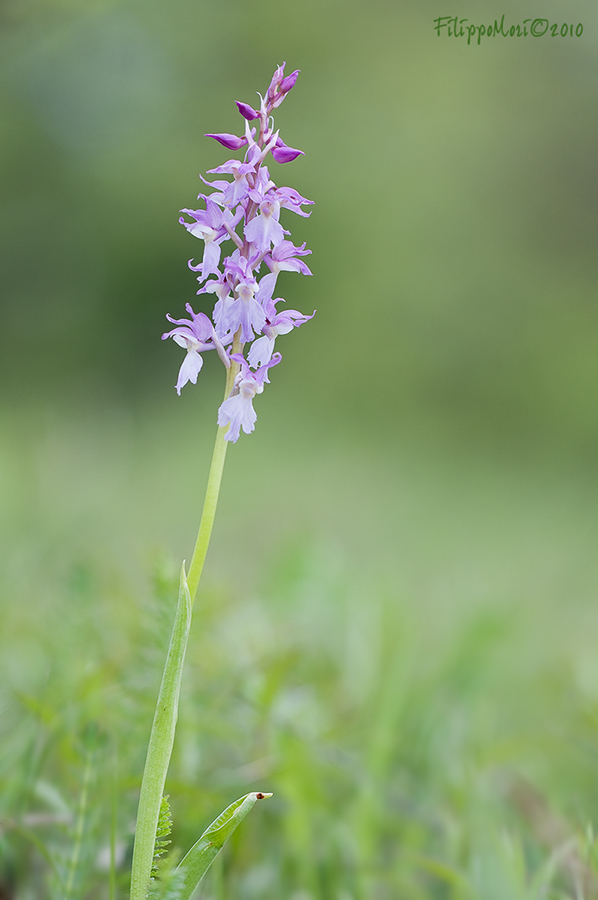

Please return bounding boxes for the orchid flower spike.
[162,64,314,441]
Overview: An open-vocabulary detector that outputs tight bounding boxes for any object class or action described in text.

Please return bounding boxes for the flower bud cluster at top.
[162,63,314,443]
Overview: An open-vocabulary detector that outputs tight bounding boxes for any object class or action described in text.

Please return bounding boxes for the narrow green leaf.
[130,565,192,900]
[175,791,272,899]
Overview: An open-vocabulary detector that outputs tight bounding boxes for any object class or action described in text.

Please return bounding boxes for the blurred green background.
[2,0,598,897]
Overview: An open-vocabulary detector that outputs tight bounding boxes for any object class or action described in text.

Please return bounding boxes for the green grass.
[2,401,598,899]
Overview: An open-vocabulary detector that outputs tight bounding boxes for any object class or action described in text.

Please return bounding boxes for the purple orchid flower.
[162,305,228,394]
[217,353,282,442]
[228,275,266,343]
[244,197,286,252]
[247,300,315,368]
[180,197,243,280]
[265,240,313,277]
[205,158,256,208]
[275,186,313,217]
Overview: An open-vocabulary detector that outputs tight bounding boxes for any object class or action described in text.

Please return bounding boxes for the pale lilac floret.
[265,241,312,277]
[247,300,315,367]
[247,166,277,203]
[206,159,256,207]
[208,255,270,341]
[180,198,243,280]
[162,305,225,394]
[228,276,266,342]
[255,271,277,305]
[197,175,230,207]
[244,198,285,251]
[200,271,234,339]
[217,354,282,442]
[276,186,313,217]
[212,292,236,340]
[222,250,257,288]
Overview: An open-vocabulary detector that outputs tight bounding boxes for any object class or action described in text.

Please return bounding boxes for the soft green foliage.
[148,848,185,900]
[152,796,173,879]
[2,406,598,899]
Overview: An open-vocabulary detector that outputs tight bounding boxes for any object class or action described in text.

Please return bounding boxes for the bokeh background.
[2,0,598,897]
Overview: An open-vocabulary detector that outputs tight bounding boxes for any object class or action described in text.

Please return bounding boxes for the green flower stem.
[130,353,240,900]
[187,344,240,601]
[185,423,229,603]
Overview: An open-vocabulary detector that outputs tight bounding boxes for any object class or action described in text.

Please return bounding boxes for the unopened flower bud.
[271,138,304,164]
[236,101,259,120]
[205,132,248,150]
[280,69,300,94]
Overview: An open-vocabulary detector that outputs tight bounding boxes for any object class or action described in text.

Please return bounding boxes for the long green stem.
[130,359,239,900]
[187,344,240,601]
[185,424,229,603]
